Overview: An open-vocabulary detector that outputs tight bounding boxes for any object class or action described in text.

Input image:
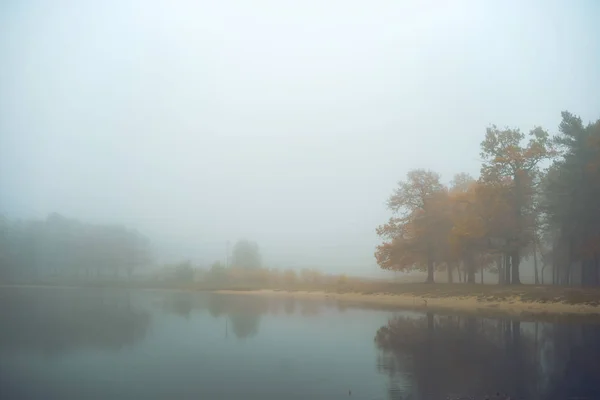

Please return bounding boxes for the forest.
[0,212,151,281]
[376,111,600,286]
[0,215,332,287]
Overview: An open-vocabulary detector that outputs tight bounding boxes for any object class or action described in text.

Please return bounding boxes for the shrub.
[173,261,195,282]
[206,261,228,283]
[337,274,349,285]
[283,269,297,285]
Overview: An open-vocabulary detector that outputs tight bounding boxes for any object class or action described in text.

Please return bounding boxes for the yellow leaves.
[445,180,520,256]
[447,185,488,255]
[387,169,444,214]
[378,179,497,269]
[375,239,423,272]
[481,126,553,176]
[378,165,531,271]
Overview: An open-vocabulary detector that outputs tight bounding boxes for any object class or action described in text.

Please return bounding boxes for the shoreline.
[216,289,600,316]
[3,283,600,316]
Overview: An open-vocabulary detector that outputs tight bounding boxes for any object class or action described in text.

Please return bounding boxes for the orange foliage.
[376,174,521,276]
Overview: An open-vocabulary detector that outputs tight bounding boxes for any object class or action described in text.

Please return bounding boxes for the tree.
[376,169,447,283]
[448,186,486,283]
[479,125,556,284]
[206,261,228,283]
[0,213,152,282]
[447,173,479,283]
[173,260,195,282]
[231,239,262,269]
[542,111,600,286]
[450,172,476,193]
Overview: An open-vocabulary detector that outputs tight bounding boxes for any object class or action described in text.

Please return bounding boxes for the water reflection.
[0,288,151,356]
[160,292,328,339]
[283,297,295,315]
[208,294,268,339]
[375,312,600,400]
[160,292,271,339]
[1,289,600,400]
[161,291,194,318]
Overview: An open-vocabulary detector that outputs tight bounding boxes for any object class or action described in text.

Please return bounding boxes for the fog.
[1,0,599,275]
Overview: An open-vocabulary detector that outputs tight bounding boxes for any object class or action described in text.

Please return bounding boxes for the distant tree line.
[158,239,346,289]
[0,213,152,281]
[376,111,600,286]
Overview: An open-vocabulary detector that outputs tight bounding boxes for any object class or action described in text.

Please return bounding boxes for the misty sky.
[1,0,599,274]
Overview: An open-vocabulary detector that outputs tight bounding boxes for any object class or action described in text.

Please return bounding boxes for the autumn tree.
[479,125,555,284]
[376,169,447,283]
[450,172,476,193]
[446,173,477,282]
[448,186,485,283]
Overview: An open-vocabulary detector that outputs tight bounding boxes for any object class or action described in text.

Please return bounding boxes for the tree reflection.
[161,292,327,339]
[207,294,269,339]
[375,313,600,400]
[161,292,193,319]
[299,299,320,316]
[283,297,295,315]
[540,323,600,399]
[160,292,268,338]
[0,289,151,356]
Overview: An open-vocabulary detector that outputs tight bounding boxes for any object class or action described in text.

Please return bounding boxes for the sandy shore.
[217,289,600,316]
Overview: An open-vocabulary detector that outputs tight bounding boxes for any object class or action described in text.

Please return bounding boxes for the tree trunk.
[447,263,453,283]
[581,256,597,287]
[552,241,557,285]
[466,255,476,283]
[480,267,484,284]
[582,254,599,287]
[511,250,521,284]
[504,253,511,284]
[425,256,434,283]
[457,263,463,283]
[498,255,504,284]
[512,171,523,285]
[564,237,575,286]
[541,263,546,285]
[533,242,539,285]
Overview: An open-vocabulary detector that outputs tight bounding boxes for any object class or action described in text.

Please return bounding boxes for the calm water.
[0,288,599,400]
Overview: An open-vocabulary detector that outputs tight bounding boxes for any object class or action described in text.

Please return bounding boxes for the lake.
[0,287,599,400]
